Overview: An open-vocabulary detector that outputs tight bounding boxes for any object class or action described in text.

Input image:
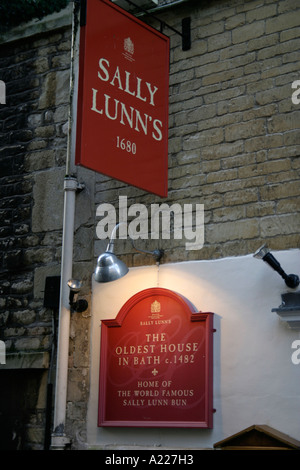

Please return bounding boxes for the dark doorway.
[0,369,45,450]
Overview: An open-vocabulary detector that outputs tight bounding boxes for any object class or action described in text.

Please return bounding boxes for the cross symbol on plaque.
[151,368,158,376]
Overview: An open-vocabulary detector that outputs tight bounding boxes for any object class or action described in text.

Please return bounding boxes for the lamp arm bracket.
[254,245,300,289]
[130,239,164,263]
[106,222,125,253]
[106,222,164,262]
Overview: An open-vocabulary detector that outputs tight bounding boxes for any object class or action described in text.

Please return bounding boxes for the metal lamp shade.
[253,244,270,260]
[94,251,129,283]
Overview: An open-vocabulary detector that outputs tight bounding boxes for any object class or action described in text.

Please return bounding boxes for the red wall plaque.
[76,0,169,197]
[98,288,214,428]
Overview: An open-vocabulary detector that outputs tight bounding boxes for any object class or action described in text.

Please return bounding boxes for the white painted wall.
[87,249,300,449]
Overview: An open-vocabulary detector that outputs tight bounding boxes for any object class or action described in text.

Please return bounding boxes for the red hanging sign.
[76,0,169,197]
[98,288,214,428]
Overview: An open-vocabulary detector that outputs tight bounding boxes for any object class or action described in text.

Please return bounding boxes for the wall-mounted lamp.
[253,244,299,289]
[94,223,164,283]
[67,279,89,312]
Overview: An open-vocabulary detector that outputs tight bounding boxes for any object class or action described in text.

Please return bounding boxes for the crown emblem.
[151,301,161,313]
[124,37,134,55]
[123,37,135,62]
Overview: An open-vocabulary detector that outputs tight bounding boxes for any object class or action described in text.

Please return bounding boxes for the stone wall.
[95,0,300,267]
[0,4,95,449]
[0,0,299,451]
[0,10,72,449]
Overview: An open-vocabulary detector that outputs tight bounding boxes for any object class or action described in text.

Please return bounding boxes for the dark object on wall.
[254,244,299,289]
[272,292,300,329]
[43,276,61,310]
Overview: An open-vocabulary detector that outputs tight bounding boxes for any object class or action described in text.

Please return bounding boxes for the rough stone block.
[32,168,65,232]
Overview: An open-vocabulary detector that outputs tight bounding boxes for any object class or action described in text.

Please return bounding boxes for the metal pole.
[51,0,81,449]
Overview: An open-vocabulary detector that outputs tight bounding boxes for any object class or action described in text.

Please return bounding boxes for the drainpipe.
[51,176,77,450]
[51,1,81,450]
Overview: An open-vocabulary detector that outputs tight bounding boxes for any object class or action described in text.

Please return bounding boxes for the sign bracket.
[80,0,87,26]
[76,0,191,50]
[110,0,191,50]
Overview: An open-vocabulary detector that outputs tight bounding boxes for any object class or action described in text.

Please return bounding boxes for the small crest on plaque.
[151,300,161,313]
[124,37,134,55]
[123,37,135,62]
